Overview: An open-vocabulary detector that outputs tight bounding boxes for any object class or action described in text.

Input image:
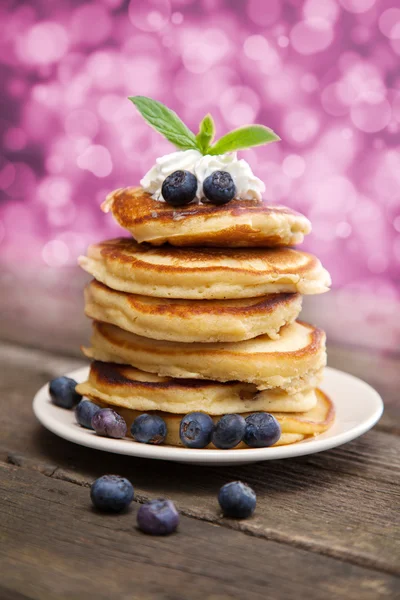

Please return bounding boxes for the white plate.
[33,366,383,465]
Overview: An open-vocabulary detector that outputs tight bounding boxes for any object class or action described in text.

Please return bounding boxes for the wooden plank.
[1,342,399,575]
[0,462,398,600]
[6,437,400,576]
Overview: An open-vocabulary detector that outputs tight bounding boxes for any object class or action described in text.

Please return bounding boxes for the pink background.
[0,0,399,350]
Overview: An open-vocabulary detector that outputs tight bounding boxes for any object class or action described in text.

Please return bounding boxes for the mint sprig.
[207,125,279,155]
[129,96,199,151]
[129,96,280,155]
[196,114,215,153]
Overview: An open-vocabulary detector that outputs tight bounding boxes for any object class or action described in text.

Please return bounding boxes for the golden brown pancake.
[84,280,302,343]
[102,187,312,248]
[78,238,331,299]
[82,320,326,392]
[76,361,319,415]
[91,388,335,448]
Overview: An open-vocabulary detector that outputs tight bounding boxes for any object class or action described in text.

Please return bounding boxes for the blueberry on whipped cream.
[161,169,198,206]
[203,170,236,205]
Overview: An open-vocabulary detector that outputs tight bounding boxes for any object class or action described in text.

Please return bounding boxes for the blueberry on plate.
[218,481,256,519]
[91,408,127,439]
[75,399,101,429]
[202,170,236,205]
[49,376,81,409]
[212,414,246,449]
[161,170,198,206]
[180,412,214,448]
[131,414,167,445]
[137,499,179,535]
[90,475,134,513]
[244,412,281,448]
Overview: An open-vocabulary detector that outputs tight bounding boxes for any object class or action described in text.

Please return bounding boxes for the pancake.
[84,280,302,343]
[76,361,319,415]
[102,187,312,248]
[91,389,334,448]
[82,320,326,392]
[78,238,331,299]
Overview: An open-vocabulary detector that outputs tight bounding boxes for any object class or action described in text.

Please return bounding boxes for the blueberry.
[203,170,236,205]
[212,414,246,449]
[244,412,281,448]
[91,408,127,439]
[137,499,179,535]
[180,412,214,448]
[131,414,167,445]
[90,475,134,512]
[49,376,81,409]
[218,481,256,519]
[161,170,198,206]
[75,399,101,429]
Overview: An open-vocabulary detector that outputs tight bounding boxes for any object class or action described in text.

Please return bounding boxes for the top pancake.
[78,238,331,300]
[102,187,312,248]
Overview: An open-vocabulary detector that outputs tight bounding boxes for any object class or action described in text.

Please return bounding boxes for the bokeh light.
[290,18,334,55]
[16,21,69,65]
[0,0,399,349]
[339,0,376,14]
[128,0,171,32]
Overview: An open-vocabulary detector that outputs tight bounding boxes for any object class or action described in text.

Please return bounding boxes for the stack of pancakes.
[77,187,333,448]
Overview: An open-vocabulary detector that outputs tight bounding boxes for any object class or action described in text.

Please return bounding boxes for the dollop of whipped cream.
[140,149,265,201]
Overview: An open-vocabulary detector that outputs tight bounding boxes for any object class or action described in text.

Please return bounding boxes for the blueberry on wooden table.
[244,412,281,448]
[91,408,127,439]
[131,414,167,445]
[203,170,236,205]
[180,412,214,448]
[161,170,198,206]
[90,475,134,513]
[218,481,256,519]
[212,414,246,449]
[137,499,179,535]
[75,399,101,429]
[49,376,81,409]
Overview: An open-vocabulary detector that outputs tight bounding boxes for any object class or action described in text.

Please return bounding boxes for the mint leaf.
[196,114,215,154]
[129,96,200,151]
[208,125,280,155]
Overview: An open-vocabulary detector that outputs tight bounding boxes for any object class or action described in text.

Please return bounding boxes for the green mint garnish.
[129,96,280,155]
[207,125,279,155]
[196,114,215,153]
[128,96,199,151]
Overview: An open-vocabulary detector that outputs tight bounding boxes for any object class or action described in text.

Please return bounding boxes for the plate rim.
[33,366,384,464]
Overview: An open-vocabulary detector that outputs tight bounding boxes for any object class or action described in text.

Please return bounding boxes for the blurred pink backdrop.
[0,0,399,350]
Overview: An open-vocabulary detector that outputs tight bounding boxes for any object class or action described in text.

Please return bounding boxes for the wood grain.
[0,462,398,600]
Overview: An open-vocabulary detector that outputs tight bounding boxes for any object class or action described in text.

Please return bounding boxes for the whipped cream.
[140,149,265,201]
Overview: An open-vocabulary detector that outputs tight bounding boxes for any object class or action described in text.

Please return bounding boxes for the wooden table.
[0,336,399,600]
